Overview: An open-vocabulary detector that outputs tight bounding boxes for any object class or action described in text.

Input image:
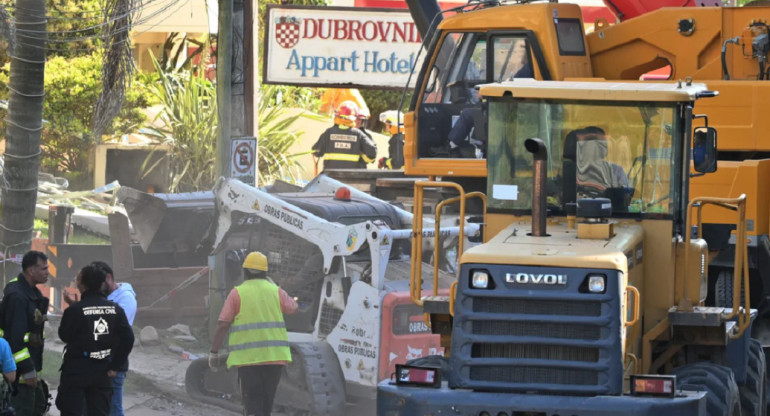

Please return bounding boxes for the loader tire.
[740,339,767,416]
[274,342,345,416]
[674,362,741,416]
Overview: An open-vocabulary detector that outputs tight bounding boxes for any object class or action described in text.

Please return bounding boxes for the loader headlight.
[471,271,490,289]
[588,274,606,293]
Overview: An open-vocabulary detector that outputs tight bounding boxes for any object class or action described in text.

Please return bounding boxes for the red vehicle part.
[379,291,445,381]
[603,0,701,21]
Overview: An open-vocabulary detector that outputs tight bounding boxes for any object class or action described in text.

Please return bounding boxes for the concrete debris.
[166,323,192,337]
[173,335,197,343]
[139,325,160,345]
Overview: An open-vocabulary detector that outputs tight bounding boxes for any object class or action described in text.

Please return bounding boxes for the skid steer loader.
[118,174,479,414]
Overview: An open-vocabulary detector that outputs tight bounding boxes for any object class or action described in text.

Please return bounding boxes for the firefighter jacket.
[58,291,134,375]
[227,279,291,368]
[0,274,49,375]
[312,124,377,169]
[386,133,405,169]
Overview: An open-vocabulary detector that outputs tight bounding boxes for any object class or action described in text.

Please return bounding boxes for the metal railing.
[686,194,749,339]
[410,181,486,311]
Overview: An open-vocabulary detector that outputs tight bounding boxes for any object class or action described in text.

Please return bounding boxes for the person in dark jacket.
[313,101,377,169]
[377,110,404,170]
[56,264,134,416]
[0,250,50,416]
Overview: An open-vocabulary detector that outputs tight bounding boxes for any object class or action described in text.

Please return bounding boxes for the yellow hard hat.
[242,251,268,271]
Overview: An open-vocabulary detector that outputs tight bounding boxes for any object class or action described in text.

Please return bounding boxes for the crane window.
[492,37,533,81]
[555,18,586,56]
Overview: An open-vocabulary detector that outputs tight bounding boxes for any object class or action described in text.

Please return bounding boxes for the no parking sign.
[230,137,257,185]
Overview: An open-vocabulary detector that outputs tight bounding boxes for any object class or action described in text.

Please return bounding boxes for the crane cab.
[405,2,593,178]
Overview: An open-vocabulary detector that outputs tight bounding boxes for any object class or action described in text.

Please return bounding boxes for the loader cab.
[479,79,715,239]
[403,2,592,177]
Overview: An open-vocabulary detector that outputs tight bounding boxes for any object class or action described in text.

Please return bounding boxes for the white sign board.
[230,137,257,186]
[264,5,423,88]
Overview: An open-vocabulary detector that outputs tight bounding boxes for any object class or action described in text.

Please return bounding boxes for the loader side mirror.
[692,126,717,174]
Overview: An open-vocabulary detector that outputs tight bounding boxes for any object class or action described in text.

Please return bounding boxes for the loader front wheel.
[674,362,741,416]
[740,339,767,416]
[273,342,345,416]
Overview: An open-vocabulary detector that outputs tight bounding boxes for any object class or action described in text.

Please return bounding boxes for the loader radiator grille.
[449,266,622,396]
[471,343,599,362]
[472,320,600,340]
[470,366,598,386]
[473,298,601,317]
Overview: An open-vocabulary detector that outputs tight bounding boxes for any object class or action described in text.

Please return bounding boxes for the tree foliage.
[257,85,324,184]
[0,53,153,187]
[143,53,218,192]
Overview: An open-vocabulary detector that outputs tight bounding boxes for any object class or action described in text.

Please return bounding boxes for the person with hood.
[56,264,134,416]
[95,261,136,416]
[63,261,137,416]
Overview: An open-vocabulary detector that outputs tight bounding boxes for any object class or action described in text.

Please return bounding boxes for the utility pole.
[1,0,46,281]
[210,0,254,338]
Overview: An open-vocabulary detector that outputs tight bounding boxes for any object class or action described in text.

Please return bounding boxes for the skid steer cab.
[379,79,764,416]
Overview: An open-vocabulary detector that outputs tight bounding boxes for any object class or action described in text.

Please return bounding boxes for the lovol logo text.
[506,273,567,285]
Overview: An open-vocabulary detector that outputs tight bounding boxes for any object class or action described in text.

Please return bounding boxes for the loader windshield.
[486,98,683,218]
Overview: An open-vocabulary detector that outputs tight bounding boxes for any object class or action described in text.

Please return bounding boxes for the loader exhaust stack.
[525,138,548,237]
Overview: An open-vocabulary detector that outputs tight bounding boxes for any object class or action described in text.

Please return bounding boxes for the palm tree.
[0,0,45,279]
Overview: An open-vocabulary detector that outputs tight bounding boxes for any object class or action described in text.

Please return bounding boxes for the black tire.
[674,362,741,416]
[716,270,744,308]
[184,357,243,413]
[740,339,767,416]
[184,357,209,397]
[274,342,346,416]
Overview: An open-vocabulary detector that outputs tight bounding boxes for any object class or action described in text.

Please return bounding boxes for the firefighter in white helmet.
[377,110,404,169]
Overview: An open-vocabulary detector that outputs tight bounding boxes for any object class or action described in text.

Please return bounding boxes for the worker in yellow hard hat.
[209,251,298,416]
[377,110,405,170]
[312,101,377,171]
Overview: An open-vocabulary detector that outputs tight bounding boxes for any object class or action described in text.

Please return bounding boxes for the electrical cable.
[4,0,188,53]
[4,117,43,132]
[2,149,42,159]
[11,0,184,36]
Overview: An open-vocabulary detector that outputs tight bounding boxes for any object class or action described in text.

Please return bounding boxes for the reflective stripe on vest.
[324,153,360,162]
[229,340,290,351]
[227,279,291,367]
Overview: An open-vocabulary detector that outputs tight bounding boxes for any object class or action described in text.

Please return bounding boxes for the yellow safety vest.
[227,279,291,368]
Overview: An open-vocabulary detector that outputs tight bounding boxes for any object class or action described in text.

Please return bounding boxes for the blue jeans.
[110,371,127,416]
